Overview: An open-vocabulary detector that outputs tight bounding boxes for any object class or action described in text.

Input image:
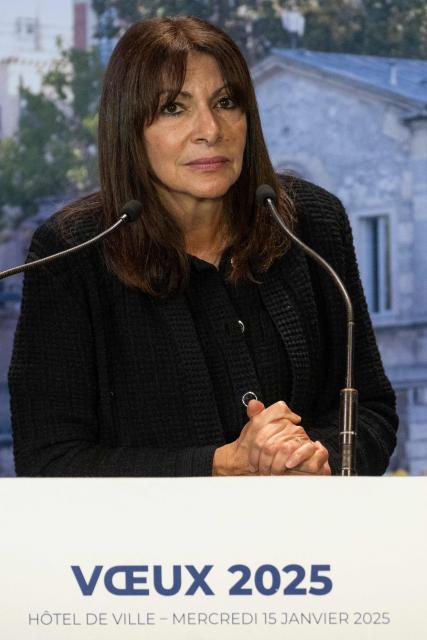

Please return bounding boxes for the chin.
[189,176,238,199]
[191,187,230,200]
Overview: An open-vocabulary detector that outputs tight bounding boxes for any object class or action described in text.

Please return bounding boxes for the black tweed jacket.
[8,177,398,476]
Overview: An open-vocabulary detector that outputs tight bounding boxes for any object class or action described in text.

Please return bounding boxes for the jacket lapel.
[154,294,225,446]
[259,246,320,417]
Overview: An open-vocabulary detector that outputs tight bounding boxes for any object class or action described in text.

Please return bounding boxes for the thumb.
[246,399,265,419]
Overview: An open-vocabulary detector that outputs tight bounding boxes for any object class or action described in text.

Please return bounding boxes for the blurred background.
[1,0,426,477]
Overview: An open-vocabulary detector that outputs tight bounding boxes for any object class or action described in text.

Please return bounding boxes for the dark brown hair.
[64,16,295,295]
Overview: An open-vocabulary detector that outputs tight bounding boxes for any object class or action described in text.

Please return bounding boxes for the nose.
[192,104,222,145]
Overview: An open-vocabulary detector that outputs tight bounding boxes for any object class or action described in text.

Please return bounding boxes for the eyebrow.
[160,85,228,100]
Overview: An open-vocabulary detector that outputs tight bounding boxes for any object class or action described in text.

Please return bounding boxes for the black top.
[187,253,291,442]
[8,176,399,476]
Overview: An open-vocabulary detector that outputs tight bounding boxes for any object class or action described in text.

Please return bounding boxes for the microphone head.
[120,200,143,223]
[256,184,276,206]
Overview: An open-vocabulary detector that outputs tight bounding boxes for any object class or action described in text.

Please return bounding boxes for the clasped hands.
[213,399,331,476]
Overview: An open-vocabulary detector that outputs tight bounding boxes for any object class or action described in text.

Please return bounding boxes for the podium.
[1,477,426,639]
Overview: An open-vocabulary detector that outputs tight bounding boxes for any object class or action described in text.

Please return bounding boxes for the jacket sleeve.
[8,227,217,477]
[302,189,398,475]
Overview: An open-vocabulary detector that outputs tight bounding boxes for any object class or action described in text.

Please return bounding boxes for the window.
[15,17,40,50]
[358,215,392,314]
[15,17,38,37]
[414,386,427,406]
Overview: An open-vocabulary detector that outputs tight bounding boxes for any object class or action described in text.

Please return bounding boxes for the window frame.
[353,208,396,320]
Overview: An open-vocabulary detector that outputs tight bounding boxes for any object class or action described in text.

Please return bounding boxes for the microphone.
[0,200,143,281]
[256,184,358,476]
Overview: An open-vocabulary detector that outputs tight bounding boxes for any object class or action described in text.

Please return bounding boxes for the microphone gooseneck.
[0,200,143,281]
[256,184,358,476]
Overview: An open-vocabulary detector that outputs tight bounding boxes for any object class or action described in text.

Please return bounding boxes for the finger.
[248,419,298,471]
[257,431,297,475]
[249,412,305,442]
[311,441,330,470]
[247,422,310,471]
[239,400,265,441]
[284,458,332,476]
[253,401,302,427]
[314,440,329,456]
[288,446,330,474]
[320,460,332,476]
[270,438,310,476]
[268,401,302,424]
[268,414,302,428]
[246,399,265,419]
[284,441,318,469]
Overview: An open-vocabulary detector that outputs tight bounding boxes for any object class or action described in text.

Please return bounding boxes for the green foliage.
[90,0,427,61]
[285,0,427,58]
[0,48,102,227]
[301,1,366,53]
[360,0,427,58]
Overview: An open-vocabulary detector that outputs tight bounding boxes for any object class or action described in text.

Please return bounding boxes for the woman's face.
[144,52,247,211]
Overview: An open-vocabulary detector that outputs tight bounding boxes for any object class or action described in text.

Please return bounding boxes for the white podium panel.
[1,477,426,639]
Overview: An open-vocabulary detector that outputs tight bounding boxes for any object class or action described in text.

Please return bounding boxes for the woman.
[8,16,398,476]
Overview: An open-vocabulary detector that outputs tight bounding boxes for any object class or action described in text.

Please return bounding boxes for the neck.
[185,217,227,264]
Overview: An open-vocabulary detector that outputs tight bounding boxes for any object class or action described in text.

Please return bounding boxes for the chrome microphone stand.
[256,185,358,476]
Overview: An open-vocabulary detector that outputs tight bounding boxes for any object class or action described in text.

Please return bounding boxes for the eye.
[160,102,183,117]
[217,96,236,109]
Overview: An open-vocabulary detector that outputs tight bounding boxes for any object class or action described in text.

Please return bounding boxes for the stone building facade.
[252,49,427,474]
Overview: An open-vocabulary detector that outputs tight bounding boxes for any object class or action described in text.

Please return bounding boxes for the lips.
[185,156,229,166]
